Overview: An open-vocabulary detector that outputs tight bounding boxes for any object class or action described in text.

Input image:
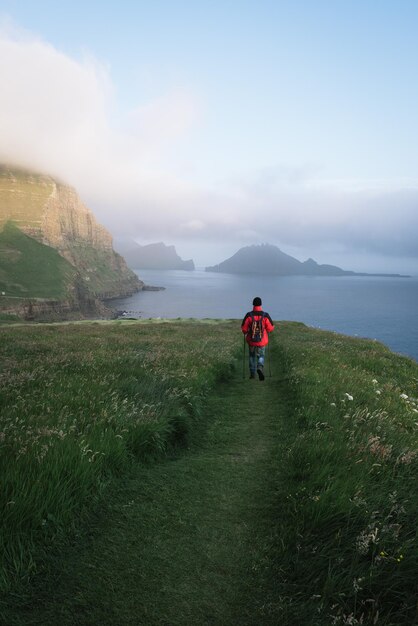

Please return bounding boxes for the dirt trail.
[15,348,290,625]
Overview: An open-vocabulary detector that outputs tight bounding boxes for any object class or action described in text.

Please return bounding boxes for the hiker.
[241,297,274,380]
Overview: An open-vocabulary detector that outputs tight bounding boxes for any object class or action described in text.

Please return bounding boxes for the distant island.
[116,241,195,271]
[205,244,410,277]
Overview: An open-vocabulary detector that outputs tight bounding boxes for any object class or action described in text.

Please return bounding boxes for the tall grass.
[0,320,239,595]
[275,322,418,625]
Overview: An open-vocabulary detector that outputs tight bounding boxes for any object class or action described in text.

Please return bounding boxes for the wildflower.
[372,379,378,384]
[375,390,381,395]
[400,393,408,400]
[345,393,354,401]
[356,525,380,554]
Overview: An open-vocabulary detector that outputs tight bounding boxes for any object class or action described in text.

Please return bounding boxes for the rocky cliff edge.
[0,165,143,319]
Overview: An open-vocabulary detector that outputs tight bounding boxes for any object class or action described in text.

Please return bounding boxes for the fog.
[1,26,417,275]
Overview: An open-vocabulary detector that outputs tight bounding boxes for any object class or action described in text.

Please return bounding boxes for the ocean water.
[110,270,418,362]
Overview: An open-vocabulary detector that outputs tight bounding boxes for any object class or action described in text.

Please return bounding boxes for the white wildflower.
[345,393,354,401]
[356,525,380,554]
[400,393,408,400]
[372,379,378,384]
[375,390,381,395]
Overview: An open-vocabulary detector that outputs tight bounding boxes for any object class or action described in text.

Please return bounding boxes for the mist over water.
[110,270,418,362]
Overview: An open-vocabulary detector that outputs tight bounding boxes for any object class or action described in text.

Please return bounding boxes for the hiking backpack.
[248,312,265,342]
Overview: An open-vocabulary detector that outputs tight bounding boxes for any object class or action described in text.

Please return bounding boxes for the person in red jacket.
[241,297,274,380]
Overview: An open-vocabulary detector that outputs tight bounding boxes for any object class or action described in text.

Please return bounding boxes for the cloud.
[128,91,199,147]
[192,170,418,260]
[0,25,111,175]
[0,24,417,272]
[178,219,207,233]
[0,24,200,209]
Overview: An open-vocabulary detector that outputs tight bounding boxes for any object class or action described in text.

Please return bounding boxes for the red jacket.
[241,305,274,347]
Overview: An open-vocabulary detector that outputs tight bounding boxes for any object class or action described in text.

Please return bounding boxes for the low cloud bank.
[0,25,417,273]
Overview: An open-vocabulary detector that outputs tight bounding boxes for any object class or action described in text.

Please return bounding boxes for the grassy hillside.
[65,243,139,297]
[272,324,418,625]
[0,320,239,595]
[0,222,77,299]
[0,320,417,624]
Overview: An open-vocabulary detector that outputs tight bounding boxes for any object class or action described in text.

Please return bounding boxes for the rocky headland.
[0,165,143,320]
[116,240,195,271]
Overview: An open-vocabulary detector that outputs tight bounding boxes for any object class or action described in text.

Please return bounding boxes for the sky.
[0,0,418,273]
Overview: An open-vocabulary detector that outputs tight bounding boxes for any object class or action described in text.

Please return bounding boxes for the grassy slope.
[11,363,289,626]
[0,222,77,299]
[65,243,137,297]
[274,323,418,625]
[0,320,239,600]
[0,321,417,625]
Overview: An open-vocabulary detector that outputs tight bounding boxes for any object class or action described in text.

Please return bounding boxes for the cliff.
[116,240,195,271]
[0,165,143,319]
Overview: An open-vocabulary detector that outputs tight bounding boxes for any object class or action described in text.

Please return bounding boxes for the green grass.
[0,312,19,322]
[0,222,77,299]
[7,358,289,626]
[271,322,418,625]
[65,242,138,297]
[0,320,239,601]
[0,320,417,625]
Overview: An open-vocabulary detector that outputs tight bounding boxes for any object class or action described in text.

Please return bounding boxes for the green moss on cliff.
[66,243,140,298]
[0,222,77,299]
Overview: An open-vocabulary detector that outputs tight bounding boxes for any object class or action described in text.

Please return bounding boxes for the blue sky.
[1,1,418,271]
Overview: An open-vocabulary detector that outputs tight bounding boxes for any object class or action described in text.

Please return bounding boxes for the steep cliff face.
[0,165,142,302]
[41,183,113,253]
[39,182,141,298]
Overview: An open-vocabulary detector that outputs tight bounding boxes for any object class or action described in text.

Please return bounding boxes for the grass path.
[13,348,291,625]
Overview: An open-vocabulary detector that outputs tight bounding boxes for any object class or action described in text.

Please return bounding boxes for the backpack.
[248,312,265,342]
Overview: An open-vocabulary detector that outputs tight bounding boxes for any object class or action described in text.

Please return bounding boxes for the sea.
[110,269,418,362]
